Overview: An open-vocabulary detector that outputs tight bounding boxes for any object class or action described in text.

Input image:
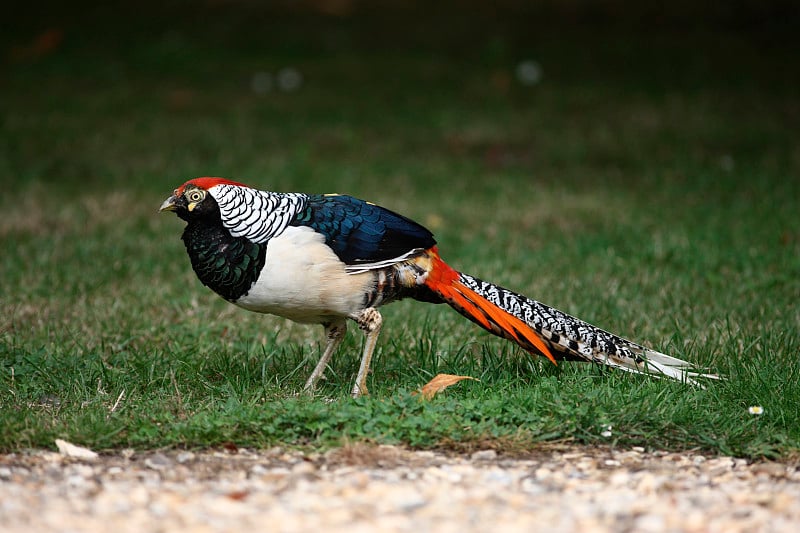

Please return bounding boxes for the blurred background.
[3,0,798,197]
[2,0,798,343]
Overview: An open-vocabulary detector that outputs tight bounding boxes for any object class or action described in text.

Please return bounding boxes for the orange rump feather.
[424,249,557,365]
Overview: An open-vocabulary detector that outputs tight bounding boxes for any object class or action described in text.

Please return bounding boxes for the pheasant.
[160,177,715,397]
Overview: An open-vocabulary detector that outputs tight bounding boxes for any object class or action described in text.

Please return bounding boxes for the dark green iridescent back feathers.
[292,194,436,264]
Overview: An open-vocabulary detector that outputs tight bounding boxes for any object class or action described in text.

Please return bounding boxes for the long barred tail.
[423,253,718,385]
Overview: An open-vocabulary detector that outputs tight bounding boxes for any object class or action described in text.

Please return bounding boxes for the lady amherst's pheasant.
[161,177,716,396]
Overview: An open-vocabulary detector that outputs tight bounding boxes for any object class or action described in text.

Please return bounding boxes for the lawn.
[1,3,798,458]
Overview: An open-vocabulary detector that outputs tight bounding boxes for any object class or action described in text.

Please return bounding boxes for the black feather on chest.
[181,221,267,302]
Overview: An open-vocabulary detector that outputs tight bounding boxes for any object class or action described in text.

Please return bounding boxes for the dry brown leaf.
[417,374,479,399]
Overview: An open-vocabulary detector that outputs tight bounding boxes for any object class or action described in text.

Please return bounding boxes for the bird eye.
[186,190,205,203]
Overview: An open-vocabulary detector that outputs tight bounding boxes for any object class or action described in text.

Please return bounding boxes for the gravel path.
[1,444,798,532]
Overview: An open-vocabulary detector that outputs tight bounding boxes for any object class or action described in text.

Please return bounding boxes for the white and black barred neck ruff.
[208,184,308,244]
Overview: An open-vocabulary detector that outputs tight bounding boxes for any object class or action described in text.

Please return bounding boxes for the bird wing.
[292,194,437,271]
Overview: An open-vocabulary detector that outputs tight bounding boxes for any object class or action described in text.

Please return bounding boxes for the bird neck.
[181,218,267,302]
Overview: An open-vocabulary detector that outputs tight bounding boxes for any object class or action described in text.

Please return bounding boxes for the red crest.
[175,177,248,196]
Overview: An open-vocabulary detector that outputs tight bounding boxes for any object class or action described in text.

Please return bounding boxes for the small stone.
[291,461,316,475]
[470,450,497,461]
[414,450,437,460]
[144,453,173,471]
[66,474,89,488]
[752,462,786,478]
[520,476,545,495]
[176,452,195,464]
[127,485,150,506]
[387,487,427,511]
[40,452,63,463]
[485,469,514,485]
[635,473,659,494]
[685,510,706,530]
[149,501,170,517]
[69,464,95,478]
[265,446,284,457]
[635,514,666,532]
[608,471,630,486]
[251,464,268,476]
[769,492,795,512]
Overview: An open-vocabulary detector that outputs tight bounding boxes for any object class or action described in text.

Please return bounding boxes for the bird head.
[160,177,246,221]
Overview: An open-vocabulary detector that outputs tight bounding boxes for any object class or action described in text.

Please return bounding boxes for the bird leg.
[304,319,347,393]
[351,308,383,398]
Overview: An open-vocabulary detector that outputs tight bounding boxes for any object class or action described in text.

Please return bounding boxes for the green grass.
[1,3,799,459]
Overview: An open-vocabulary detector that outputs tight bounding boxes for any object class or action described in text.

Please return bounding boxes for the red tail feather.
[424,248,557,364]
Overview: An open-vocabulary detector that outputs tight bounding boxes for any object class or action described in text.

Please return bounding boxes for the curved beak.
[159,194,178,212]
